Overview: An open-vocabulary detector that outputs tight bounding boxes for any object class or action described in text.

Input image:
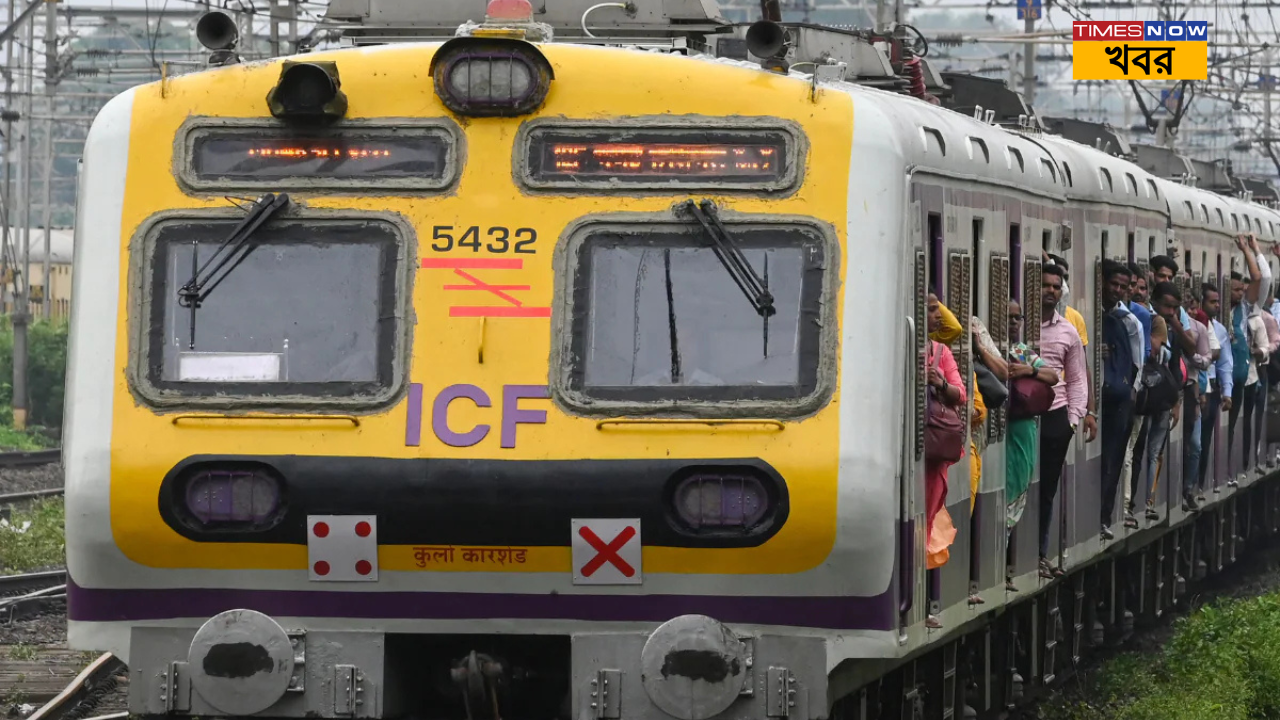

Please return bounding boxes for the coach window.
[553,219,833,416]
[138,216,404,406]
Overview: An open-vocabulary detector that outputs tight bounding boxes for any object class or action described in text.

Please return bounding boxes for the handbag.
[974,359,1009,409]
[1009,375,1054,420]
[925,342,967,464]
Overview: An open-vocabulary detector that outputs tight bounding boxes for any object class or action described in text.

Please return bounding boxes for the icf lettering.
[404,383,550,449]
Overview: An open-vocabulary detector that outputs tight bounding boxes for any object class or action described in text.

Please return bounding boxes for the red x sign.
[579,526,637,577]
[571,519,642,585]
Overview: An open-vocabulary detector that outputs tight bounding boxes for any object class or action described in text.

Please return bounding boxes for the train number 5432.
[431,225,537,254]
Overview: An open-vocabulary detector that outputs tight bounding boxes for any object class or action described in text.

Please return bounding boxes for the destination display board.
[189,131,452,182]
[524,128,792,186]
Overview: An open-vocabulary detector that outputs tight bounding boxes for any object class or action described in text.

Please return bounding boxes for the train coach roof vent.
[939,73,1040,130]
[1041,117,1133,160]
[324,0,729,47]
[712,23,896,83]
[1240,176,1279,205]
[1187,157,1240,195]
[1130,143,1191,180]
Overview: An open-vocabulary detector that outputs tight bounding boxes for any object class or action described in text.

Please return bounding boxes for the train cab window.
[138,217,403,404]
[556,222,830,412]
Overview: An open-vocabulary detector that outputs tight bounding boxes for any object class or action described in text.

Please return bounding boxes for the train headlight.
[430,37,553,118]
[669,468,773,532]
[266,60,347,122]
[179,464,285,531]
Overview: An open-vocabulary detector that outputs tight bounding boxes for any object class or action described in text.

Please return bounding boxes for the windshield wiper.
[679,199,776,319]
[177,192,291,350]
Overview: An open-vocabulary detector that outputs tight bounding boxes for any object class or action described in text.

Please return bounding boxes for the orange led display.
[529,134,787,183]
[537,140,778,179]
[192,134,449,181]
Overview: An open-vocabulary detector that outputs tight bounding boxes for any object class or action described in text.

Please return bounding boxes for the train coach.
[61,1,1280,719]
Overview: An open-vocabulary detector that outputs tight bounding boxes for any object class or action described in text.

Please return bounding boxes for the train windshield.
[144,218,400,399]
[566,225,825,404]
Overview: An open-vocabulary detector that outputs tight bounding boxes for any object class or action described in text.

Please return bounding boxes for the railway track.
[0,569,67,598]
[0,448,64,507]
[23,653,127,720]
[0,487,63,504]
[0,449,60,469]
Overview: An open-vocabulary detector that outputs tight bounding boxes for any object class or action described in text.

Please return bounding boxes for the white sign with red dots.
[307,515,378,582]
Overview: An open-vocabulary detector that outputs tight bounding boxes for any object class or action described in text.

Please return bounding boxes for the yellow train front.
[59,5,886,720]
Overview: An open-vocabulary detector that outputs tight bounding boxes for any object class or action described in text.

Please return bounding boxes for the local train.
[61,1,1280,719]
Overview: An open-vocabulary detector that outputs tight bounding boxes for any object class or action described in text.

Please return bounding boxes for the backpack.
[1101,310,1136,403]
[1134,358,1179,416]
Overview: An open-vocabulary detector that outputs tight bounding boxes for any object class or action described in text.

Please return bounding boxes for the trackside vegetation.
[1047,592,1280,720]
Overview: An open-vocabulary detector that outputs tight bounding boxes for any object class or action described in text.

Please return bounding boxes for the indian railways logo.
[1071,21,1208,81]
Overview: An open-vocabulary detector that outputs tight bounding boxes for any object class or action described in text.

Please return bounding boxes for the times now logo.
[1072,20,1209,41]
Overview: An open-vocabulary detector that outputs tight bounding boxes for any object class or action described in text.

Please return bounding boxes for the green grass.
[1046,593,1280,720]
[0,497,65,573]
[6,644,36,661]
[0,424,55,451]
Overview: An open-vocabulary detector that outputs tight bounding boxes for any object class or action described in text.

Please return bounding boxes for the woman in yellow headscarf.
[926,299,983,512]
[923,299,985,589]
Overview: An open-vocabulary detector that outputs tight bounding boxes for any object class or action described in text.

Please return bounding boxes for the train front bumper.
[127,610,828,720]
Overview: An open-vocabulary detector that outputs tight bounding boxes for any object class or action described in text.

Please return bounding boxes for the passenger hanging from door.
[1099,261,1140,538]
[1035,264,1090,579]
[972,299,1058,591]
[1199,282,1234,498]
[1227,235,1272,484]
[923,293,966,628]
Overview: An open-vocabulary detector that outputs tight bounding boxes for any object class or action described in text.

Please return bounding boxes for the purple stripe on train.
[66,580,896,630]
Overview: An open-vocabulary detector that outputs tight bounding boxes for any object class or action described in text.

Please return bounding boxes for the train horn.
[745,20,786,60]
[196,11,239,51]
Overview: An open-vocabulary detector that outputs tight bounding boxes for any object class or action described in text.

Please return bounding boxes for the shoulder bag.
[925,342,967,464]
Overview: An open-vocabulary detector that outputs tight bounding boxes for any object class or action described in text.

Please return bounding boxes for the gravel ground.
[0,464,63,496]
[0,600,129,719]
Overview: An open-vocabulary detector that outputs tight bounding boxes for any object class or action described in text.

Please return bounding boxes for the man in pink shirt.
[1037,264,1091,578]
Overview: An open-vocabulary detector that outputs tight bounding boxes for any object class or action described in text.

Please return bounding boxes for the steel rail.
[0,487,64,504]
[0,569,68,596]
[0,448,61,467]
